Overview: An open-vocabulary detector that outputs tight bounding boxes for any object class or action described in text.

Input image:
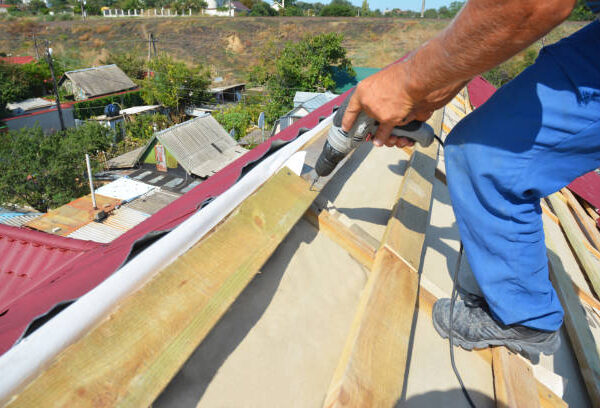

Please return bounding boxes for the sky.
[303,0,456,12]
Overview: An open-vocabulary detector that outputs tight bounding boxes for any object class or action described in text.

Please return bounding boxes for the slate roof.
[6,98,54,115]
[59,65,137,99]
[155,114,248,178]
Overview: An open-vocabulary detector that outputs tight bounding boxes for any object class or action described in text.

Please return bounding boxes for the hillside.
[0,17,587,83]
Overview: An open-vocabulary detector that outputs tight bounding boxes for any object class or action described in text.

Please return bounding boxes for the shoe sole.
[432,314,560,356]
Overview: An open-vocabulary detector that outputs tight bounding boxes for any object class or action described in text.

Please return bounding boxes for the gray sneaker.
[432,298,560,356]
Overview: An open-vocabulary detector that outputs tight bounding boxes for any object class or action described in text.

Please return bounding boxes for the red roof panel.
[467,76,497,108]
[0,56,35,65]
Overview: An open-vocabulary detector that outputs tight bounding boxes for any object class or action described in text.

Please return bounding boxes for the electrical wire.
[449,241,477,408]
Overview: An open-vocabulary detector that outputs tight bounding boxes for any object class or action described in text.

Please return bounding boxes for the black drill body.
[314,91,436,178]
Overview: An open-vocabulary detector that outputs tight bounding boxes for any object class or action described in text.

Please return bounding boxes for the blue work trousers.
[445,21,600,331]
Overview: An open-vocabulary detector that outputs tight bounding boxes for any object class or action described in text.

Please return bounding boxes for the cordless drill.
[311,90,436,188]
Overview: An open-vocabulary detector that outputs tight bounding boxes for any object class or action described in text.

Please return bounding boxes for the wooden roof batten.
[2,90,593,408]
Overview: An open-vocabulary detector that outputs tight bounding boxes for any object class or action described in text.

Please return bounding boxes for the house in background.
[59,65,138,101]
[3,98,75,133]
[106,113,247,180]
[272,91,337,134]
[203,0,250,16]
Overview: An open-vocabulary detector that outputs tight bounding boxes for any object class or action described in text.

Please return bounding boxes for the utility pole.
[421,0,425,17]
[147,33,157,77]
[45,42,65,132]
[80,0,86,20]
[32,33,39,60]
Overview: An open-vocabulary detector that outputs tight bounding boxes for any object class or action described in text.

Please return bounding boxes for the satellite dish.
[258,112,265,130]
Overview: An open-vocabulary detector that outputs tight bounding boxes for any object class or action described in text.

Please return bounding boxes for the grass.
[0,17,587,85]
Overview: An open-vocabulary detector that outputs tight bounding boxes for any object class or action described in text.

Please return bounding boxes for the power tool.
[310,90,436,189]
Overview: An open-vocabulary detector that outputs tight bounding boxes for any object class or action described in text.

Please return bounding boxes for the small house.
[59,65,138,101]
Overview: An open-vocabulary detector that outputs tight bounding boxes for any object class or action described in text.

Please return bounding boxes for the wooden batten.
[544,217,600,406]
[493,347,541,408]
[547,193,600,298]
[323,110,442,407]
[561,188,600,252]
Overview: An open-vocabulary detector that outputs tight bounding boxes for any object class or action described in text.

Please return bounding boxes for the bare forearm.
[406,0,576,97]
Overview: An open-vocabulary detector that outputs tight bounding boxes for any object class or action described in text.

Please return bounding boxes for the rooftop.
[59,64,138,99]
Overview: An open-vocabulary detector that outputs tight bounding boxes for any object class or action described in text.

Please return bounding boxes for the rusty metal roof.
[24,194,121,236]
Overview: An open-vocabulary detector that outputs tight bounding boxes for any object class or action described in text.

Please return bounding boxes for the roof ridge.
[0,224,100,251]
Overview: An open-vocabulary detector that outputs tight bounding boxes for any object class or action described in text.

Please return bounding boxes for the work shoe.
[432,298,560,356]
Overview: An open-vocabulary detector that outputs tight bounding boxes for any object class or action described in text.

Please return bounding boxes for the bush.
[213,103,262,139]
[0,122,113,212]
[73,90,145,120]
[319,0,355,16]
[483,48,538,88]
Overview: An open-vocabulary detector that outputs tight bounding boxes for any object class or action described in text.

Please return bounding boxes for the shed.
[154,114,247,178]
[58,65,138,101]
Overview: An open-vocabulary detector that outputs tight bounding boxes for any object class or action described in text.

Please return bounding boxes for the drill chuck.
[314,140,347,177]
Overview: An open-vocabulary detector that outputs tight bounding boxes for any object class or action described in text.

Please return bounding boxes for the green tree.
[569,0,595,20]
[213,103,262,139]
[360,0,368,15]
[141,54,211,115]
[254,33,354,122]
[423,8,437,18]
[319,0,354,16]
[101,52,147,80]
[249,1,276,16]
[0,123,113,212]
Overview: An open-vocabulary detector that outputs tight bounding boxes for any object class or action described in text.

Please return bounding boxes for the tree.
[255,33,354,122]
[569,0,595,20]
[213,103,262,139]
[0,123,113,212]
[360,0,368,15]
[319,0,354,16]
[141,54,211,115]
[101,53,146,80]
[423,8,437,18]
[249,1,276,16]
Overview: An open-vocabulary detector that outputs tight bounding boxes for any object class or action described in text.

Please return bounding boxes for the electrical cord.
[435,132,477,408]
[449,241,477,408]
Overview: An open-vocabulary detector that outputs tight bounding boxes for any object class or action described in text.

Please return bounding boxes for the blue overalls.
[445,20,600,331]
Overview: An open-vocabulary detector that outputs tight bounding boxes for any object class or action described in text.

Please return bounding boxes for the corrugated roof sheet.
[61,65,137,99]
[106,146,147,169]
[25,194,121,236]
[120,105,160,115]
[67,207,150,243]
[293,92,322,107]
[6,98,54,114]
[95,178,155,202]
[0,213,42,228]
[156,114,248,178]
[124,189,181,215]
[0,224,100,347]
[301,92,337,112]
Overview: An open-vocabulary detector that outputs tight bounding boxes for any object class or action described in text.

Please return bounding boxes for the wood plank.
[304,204,378,270]
[548,193,600,298]
[6,169,318,408]
[323,246,419,407]
[492,347,541,408]
[544,220,600,406]
[562,188,600,251]
[323,110,442,407]
[537,382,568,408]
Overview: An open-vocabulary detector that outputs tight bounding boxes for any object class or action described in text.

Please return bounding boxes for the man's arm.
[343,0,576,147]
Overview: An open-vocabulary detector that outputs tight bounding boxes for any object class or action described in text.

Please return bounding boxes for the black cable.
[449,241,477,408]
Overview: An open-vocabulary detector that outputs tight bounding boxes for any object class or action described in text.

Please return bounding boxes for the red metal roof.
[0,56,35,65]
[467,75,497,109]
[569,172,600,209]
[0,225,100,352]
